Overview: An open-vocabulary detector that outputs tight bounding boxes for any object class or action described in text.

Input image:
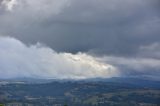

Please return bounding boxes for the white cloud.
[0,36,160,80]
[0,37,118,79]
[1,0,18,11]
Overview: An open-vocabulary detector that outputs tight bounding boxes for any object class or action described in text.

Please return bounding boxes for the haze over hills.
[1,77,160,88]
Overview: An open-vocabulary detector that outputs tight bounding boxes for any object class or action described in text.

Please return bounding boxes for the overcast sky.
[0,0,160,79]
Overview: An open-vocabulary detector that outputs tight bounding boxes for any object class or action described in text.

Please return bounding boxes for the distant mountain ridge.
[1,77,160,106]
[1,77,160,89]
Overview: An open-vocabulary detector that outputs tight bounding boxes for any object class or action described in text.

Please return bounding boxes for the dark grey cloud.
[0,0,160,79]
[0,0,160,56]
[101,56,160,79]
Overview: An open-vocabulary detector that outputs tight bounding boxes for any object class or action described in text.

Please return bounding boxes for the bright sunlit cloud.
[0,37,119,79]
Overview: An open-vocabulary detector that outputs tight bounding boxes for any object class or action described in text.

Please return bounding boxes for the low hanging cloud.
[0,36,160,80]
[102,56,160,78]
[0,37,119,79]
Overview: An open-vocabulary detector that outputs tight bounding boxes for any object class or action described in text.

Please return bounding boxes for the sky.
[0,0,160,79]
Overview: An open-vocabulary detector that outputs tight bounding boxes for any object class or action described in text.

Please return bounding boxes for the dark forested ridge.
[0,78,160,106]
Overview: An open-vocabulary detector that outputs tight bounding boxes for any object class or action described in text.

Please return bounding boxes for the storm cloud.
[0,0,159,55]
[0,0,160,79]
